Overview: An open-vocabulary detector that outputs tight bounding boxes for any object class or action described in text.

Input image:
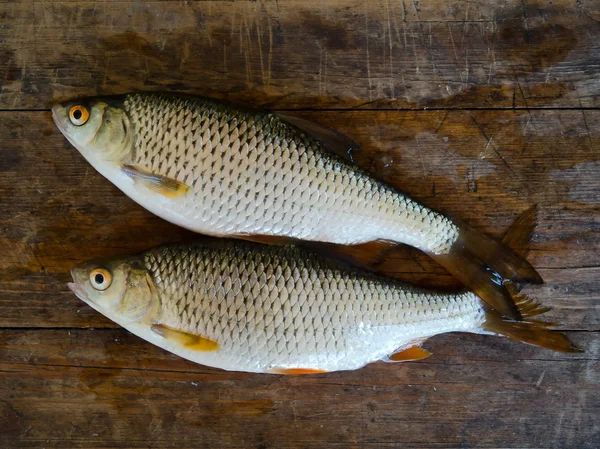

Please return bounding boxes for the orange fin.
[383,346,432,363]
[272,368,328,375]
[151,324,219,352]
[122,165,190,198]
[482,288,583,353]
[276,113,359,162]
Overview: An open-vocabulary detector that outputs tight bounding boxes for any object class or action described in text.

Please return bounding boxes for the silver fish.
[53,93,542,320]
[68,240,580,374]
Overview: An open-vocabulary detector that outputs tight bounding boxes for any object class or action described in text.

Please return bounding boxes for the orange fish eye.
[69,105,89,126]
[90,268,112,291]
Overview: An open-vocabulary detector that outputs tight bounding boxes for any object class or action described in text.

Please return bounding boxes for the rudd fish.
[68,239,580,374]
[53,92,541,321]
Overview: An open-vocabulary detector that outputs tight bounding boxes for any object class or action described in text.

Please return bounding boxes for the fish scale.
[120,93,458,253]
[140,241,485,373]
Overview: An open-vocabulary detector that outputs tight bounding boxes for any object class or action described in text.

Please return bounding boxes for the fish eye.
[69,105,89,126]
[90,268,112,291]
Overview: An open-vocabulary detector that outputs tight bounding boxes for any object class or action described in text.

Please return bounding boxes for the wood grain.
[1,1,600,448]
[0,329,598,449]
[1,0,600,110]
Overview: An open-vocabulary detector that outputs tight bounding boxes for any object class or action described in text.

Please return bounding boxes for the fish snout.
[51,104,67,131]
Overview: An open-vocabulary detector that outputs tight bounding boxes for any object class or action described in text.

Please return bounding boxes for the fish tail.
[482,288,583,353]
[430,206,542,321]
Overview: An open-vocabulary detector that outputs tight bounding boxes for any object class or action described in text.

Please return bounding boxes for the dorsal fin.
[501,205,538,259]
[276,113,360,162]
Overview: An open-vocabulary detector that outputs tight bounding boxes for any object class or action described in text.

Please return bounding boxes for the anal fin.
[383,346,432,363]
[151,324,219,352]
[122,165,190,198]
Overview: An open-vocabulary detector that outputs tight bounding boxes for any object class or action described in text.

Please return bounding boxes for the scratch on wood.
[535,370,546,387]
[415,134,426,177]
[324,49,328,95]
[0,398,23,419]
[256,8,265,85]
[267,12,273,87]
[364,1,372,100]
[519,0,530,31]
[447,23,463,86]
[384,0,395,98]
[319,46,323,96]
[239,4,252,82]
[471,116,518,178]
[410,0,421,20]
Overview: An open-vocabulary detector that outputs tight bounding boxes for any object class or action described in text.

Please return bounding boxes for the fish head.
[68,256,158,323]
[52,96,133,164]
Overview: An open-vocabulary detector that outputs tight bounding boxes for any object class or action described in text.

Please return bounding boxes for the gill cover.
[53,97,133,163]
[117,264,158,322]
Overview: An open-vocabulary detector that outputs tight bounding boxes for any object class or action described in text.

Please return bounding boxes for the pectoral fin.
[383,346,432,363]
[151,324,220,351]
[122,165,190,198]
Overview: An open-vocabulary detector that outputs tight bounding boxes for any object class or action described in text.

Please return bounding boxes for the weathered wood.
[1,0,600,110]
[0,329,597,448]
[1,1,600,447]
[1,110,598,329]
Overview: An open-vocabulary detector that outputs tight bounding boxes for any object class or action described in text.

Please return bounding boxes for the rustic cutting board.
[1,1,598,448]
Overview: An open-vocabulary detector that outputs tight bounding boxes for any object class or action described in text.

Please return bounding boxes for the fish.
[53,92,541,321]
[67,239,580,375]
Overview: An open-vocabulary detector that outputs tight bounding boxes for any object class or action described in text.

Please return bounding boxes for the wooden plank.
[1,109,598,329]
[0,328,597,448]
[1,0,600,110]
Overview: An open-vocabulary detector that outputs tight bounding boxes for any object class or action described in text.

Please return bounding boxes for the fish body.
[68,241,579,374]
[53,93,542,321]
[54,93,456,253]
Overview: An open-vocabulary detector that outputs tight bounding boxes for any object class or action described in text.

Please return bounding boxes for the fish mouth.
[51,104,65,132]
[68,267,91,303]
[67,281,90,302]
[52,107,83,151]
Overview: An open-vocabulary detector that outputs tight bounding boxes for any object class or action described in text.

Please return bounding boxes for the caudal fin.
[430,207,542,321]
[482,291,583,353]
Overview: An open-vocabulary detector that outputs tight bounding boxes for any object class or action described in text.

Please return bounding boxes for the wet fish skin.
[52,93,458,254]
[69,240,486,374]
[53,92,542,321]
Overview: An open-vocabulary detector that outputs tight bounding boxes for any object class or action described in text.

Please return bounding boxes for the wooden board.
[0,329,597,448]
[1,1,599,448]
[1,0,600,110]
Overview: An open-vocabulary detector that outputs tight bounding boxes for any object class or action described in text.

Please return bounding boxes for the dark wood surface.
[1,1,599,448]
